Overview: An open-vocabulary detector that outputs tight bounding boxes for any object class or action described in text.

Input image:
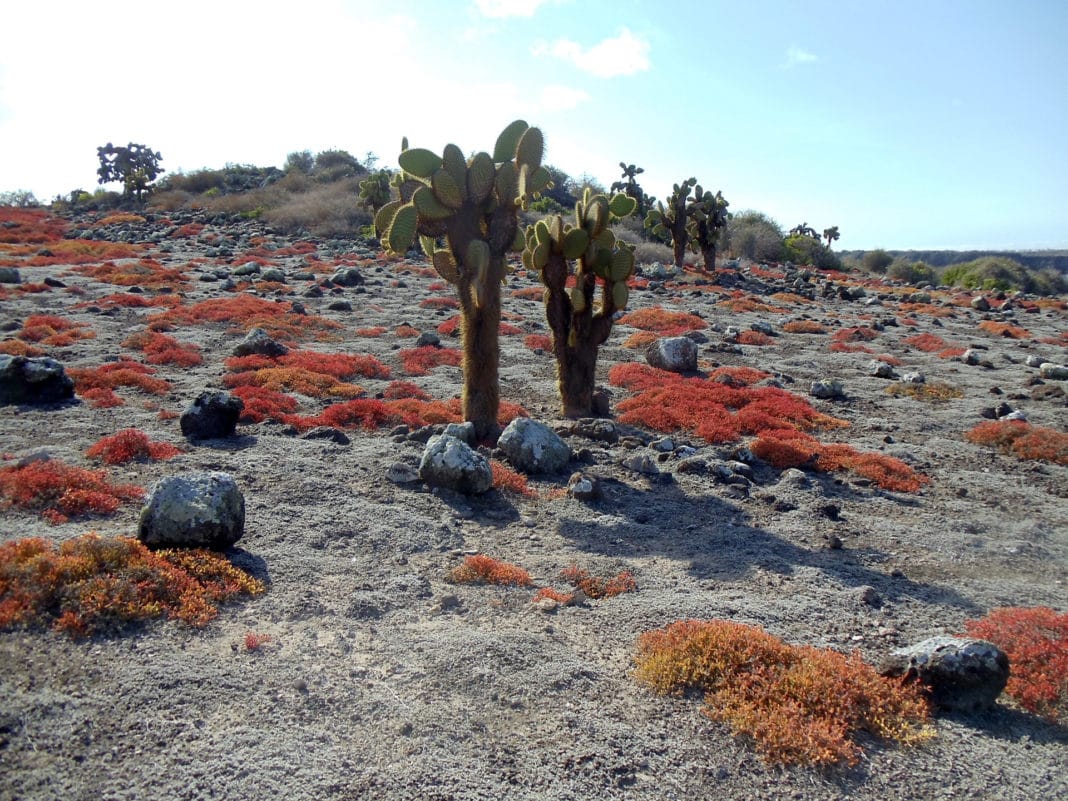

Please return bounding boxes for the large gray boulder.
[644,337,697,373]
[0,355,75,405]
[138,472,245,549]
[497,417,571,474]
[418,434,493,495]
[232,327,288,358]
[180,391,243,440]
[879,636,1009,712]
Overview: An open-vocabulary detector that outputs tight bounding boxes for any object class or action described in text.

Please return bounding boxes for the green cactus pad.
[374,200,403,236]
[432,249,460,284]
[385,203,418,255]
[549,215,564,243]
[534,219,550,246]
[610,248,634,282]
[516,127,544,172]
[398,148,441,179]
[495,162,519,207]
[431,169,464,210]
[511,226,526,252]
[413,185,454,221]
[521,248,534,272]
[532,240,550,271]
[467,152,495,204]
[612,281,629,310]
[442,144,468,192]
[583,197,608,236]
[562,227,589,260]
[465,239,490,280]
[493,120,529,162]
[609,193,638,218]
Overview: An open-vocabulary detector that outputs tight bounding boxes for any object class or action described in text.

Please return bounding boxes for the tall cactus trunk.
[459,258,504,442]
[555,342,600,418]
[700,242,716,272]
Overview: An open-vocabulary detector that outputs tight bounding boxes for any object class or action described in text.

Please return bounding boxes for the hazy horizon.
[2,0,1065,252]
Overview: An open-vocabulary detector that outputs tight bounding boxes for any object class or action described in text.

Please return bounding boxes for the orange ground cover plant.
[67,360,171,408]
[122,330,203,367]
[399,346,464,376]
[17,315,96,348]
[963,606,1068,721]
[225,350,391,380]
[228,385,299,423]
[524,333,553,351]
[86,429,182,465]
[736,330,774,346]
[0,533,264,637]
[382,380,431,401]
[148,296,340,341]
[964,420,1068,465]
[559,565,636,598]
[977,320,1032,339]
[782,320,827,334]
[618,307,708,336]
[0,207,68,244]
[634,619,933,767]
[355,326,387,337]
[0,339,45,357]
[223,367,364,399]
[490,460,536,497]
[448,554,533,587]
[0,459,143,524]
[436,316,460,336]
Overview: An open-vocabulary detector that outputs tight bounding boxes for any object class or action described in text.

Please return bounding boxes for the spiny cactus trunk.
[556,342,600,418]
[460,292,502,441]
[700,242,716,272]
[545,276,613,418]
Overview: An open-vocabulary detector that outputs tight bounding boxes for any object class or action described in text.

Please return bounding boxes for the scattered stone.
[330,267,364,287]
[0,355,75,405]
[750,320,775,335]
[676,456,708,474]
[651,437,675,452]
[1025,355,1045,368]
[232,327,288,357]
[777,468,810,488]
[1039,363,1068,380]
[622,453,660,475]
[0,267,20,284]
[327,300,352,312]
[900,372,926,384]
[879,636,1009,712]
[868,361,898,379]
[566,471,602,501]
[971,295,991,312]
[810,378,845,399]
[299,426,350,445]
[645,336,697,373]
[232,262,261,276]
[442,421,475,445]
[497,417,571,474]
[415,332,441,348]
[180,391,244,440]
[138,472,245,549]
[572,418,619,443]
[418,434,493,495]
[386,462,421,484]
[962,349,982,366]
[260,268,286,283]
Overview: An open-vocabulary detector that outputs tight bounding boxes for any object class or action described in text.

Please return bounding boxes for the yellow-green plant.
[522,188,637,417]
[376,120,551,439]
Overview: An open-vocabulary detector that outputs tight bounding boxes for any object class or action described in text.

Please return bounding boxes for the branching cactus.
[376,120,551,440]
[356,169,393,213]
[685,185,730,271]
[644,177,696,269]
[522,187,638,417]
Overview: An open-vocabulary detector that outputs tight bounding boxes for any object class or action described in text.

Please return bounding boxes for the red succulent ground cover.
[67,361,172,408]
[122,331,203,367]
[0,459,144,524]
[85,429,182,465]
[399,346,464,376]
[559,565,637,599]
[963,606,1068,721]
[0,533,264,637]
[147,296,341,341]
[448,554,532,587]
[0,207,69,244]
[964,420,1068,465]
[618,307,708,336]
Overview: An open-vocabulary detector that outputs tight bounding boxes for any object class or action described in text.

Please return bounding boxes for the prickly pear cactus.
[376,120,551,440]
[685,185,730,271]
[644,177,696,269]
[522,187,638,417]
[356,170,393,213]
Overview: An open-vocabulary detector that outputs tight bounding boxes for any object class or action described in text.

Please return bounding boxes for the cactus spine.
[522,188,638,418]
[377,120,551,440]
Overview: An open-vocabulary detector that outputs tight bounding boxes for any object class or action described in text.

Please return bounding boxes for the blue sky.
[1,0,1065,250]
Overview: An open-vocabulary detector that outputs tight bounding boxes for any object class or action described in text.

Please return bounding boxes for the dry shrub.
[963,607,1068,721]
[964,420,1068,465]
[448,554,532,587]
[262,178,372,238]
[0,459,143,524]
[86,429,182,465]
[224,366,363,399]
[634,619,933,767]
[632,241,674,265]
[621,330,660,349]
[886,382,963,403]
[782,320,827,334]
[0,533,264,637]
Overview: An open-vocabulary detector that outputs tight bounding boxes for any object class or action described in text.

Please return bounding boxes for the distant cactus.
[522,188,637,417]
[610,162,653,217]
[644,178,729,271]
[356,169,393,213]
[376,120,552,440]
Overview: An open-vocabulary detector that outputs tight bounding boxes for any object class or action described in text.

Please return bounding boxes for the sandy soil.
[1,210,1066,801]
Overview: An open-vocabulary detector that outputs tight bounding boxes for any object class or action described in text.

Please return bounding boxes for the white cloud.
[473,0,551,18]
[532,27,651,78]
[539,85,590,111]
[784,46,818,68]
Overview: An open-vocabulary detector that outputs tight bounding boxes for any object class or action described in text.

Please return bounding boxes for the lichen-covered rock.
[810,378,844,399]
[1039,363,1068,380]
[138,472,245,549]
[497,417,571,474]
[418,434,493,495]
[645,336,697,373]
[0,355,75,405]
[232,327,288,358]
[180,391,243,440]
[879,636,1009,712]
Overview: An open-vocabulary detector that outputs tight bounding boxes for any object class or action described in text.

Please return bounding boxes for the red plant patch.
[436,316,460,336]
[0,339,45,357]
[903,332,950,353]
[560,565,636,599]
[420,296,460,310]
[395,324,420,338]
[0,208,68,245]
[524,333,553,351]
[531,587,575,604]
[68,361,171,406]
[490,460,536,497]
[963,607,1068,721]
[224,367,364,399]
[511,286,545,301]
[122,331,203,367]
[618,307,708,335]
[229,385,299,423]
[148,296,340,341]
[978,320,1032,339]
[736,330,774,346]
[0,459,144,524]
[355,326,387,337]
[964,421,1068,465]
[86,429,182,465]
[448,554,533,587]
[399,346,463,376]
[0,534,264,637]
[382,380,431,401]
[831,326,878,344]
[782,320,827,334]
[17,315,96,348]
